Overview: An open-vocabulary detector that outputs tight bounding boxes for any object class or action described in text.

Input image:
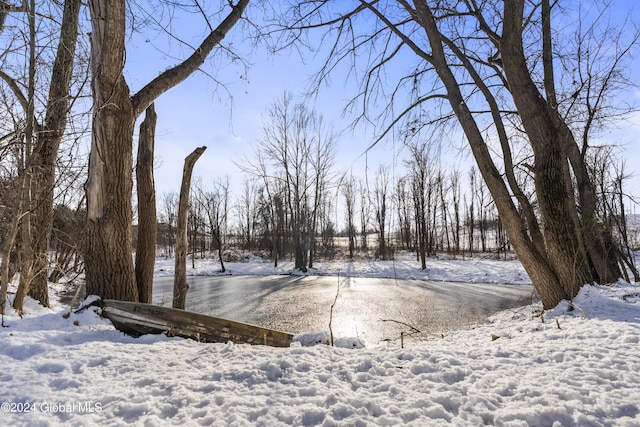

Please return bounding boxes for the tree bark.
[85,0,138,301]
[84,0,248,301]
[502,0,591,300]
[28,0,82,307]
[540,0,620,284]
[1,198,28,319]
[12,0,36,315]
[135,104,157,303]
[214,229,226,273]
[173,146,206,310]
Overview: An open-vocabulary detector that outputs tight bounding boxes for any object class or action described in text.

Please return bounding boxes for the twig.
[329,271,341,346]
[380,318,422,334]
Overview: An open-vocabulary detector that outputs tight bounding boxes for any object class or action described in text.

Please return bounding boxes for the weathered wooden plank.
[102,299,293,347]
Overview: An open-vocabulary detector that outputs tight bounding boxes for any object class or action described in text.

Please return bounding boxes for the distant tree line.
[148,107,639,280]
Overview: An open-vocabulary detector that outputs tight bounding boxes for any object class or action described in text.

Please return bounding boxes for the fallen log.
[101,299,293,347]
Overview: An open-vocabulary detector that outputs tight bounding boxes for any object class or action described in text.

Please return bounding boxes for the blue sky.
[124,20,398,200]
[122,0,640,207]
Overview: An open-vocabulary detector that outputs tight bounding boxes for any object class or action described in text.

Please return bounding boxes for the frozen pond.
[153,275,536,346]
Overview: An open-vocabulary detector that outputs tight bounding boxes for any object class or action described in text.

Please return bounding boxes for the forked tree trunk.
[540,0,622,284]
[135,104,157,303]
[173,146,206,310]
[502,1,592,299]
[409,1,568,308]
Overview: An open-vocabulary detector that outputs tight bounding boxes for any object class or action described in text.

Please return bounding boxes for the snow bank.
[154,252,532,285]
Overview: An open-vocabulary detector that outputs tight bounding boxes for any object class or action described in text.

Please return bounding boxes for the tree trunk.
[135,104,157,303]
[84,0,138,301]
[502,0,591,299]
[84,0,248,301]
[29,0,82,307]
[173,146,206,310]
[539,0,621,284]
[215,229,226,273]
[0,209,27,320]
[13,169,34,315]
[407,1,568,308]
[13,0,37,315]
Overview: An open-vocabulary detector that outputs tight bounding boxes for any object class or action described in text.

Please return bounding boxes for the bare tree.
[358,178,371,253]
[407,146,428,268]
[405,138,440,266]
[173,146,206,310]
[197,176,230,272]
[84,0,249,301]
[307,114,337,268]
[187,177,206,267]
[342,175,357,259]
[396,176,413,251]
[159,191,178,258]
[0,0,84,313]
[475,170,490,253]
[254,181,287,266]
[240,92,335,271]
[448,169,461,255]
[373,164,391,260]
[236,179,259,251]
[589,147,639,282]
[466,167,476,254]
[277,0,639,308]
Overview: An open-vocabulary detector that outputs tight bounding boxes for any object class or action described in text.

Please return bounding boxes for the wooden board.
[102,299,293,347]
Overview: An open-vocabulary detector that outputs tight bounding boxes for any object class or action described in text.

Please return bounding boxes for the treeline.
[149,137,638,277]
[155,165,511,267]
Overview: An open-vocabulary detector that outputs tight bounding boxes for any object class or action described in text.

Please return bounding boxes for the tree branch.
[131,0,249,118]
[0,69,28,114]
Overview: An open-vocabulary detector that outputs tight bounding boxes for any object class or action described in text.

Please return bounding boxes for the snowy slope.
[1,257,639,426]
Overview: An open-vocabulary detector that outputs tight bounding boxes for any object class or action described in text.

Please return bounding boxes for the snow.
[1,255,639,426]
[154,251,532,285]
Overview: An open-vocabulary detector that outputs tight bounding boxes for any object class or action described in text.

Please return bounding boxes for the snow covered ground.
[153,251,532,285]
[1,255,639,426]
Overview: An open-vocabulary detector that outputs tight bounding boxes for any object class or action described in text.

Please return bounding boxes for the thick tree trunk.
[559,124,622,283]
[502,1,591,299]
[540,0,620,284]
[85,0,138,301]
[173,146,206,310]
[28,0,82,307]
[135,104,157,303]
